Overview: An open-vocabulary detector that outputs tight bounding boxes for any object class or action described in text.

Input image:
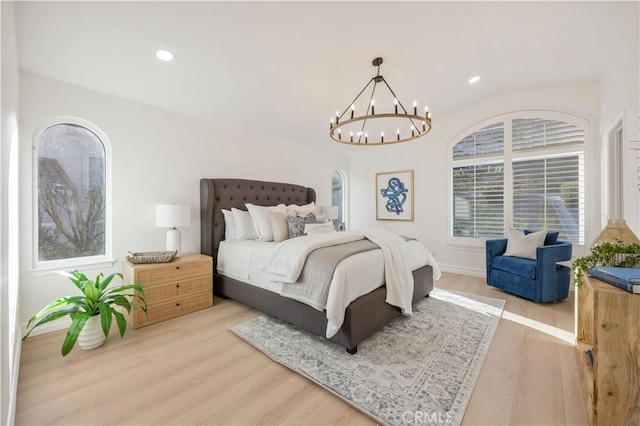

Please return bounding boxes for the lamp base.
[166,228,182,257]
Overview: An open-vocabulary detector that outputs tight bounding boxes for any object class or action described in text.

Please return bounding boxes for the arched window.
[34,118,111,268]
[332,170,346,230]
[450,112,587,245]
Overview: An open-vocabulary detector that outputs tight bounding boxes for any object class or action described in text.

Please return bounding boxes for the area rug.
[230,288,505,426]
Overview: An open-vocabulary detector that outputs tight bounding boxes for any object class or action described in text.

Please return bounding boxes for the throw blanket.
[280,239,380,310]
[263,231,365,282]
[362,228,414,315]
[263,229,416,316]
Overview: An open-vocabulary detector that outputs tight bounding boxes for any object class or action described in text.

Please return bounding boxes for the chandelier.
[330,57,432,146]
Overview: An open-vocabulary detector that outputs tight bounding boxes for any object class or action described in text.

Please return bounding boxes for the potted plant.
[23,270,147,356]
[572,241,640,285]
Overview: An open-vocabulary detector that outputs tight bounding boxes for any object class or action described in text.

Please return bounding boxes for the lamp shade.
[322,205,339,220]
[156,204,191,228]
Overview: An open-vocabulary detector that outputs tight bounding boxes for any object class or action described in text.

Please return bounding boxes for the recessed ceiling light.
[156,49,174,62]
[468,76,480,84]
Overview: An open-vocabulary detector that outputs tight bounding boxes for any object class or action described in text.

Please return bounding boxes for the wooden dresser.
[576,274,640,425]
[123,253,213,328]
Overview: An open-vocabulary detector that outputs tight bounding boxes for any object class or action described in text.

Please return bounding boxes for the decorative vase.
[592,219,640,247]
[77,315,106,350]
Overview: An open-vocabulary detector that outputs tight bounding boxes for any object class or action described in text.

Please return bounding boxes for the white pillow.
[287,202,319,217]
[231,208,258,240]
[221,209,236,241]
[245,203,287,242]
[304,222,335,234]
[269,211,289,242]
[503,228,547,260]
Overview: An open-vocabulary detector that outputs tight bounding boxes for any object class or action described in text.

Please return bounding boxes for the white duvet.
[217,230,441,337]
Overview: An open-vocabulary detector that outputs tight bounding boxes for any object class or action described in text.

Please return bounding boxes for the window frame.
[32,116,113,271]
[448,110,590,250]
[332,169,347,230]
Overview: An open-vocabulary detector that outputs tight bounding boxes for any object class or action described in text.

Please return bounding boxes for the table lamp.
[156,204,191,256]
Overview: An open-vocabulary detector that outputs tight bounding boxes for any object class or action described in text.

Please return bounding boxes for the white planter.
[77,315,106,350]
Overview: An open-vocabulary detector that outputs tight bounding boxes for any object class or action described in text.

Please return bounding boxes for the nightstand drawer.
[134,294,213,327]
[142,276,211,305]
[136,259,211,284]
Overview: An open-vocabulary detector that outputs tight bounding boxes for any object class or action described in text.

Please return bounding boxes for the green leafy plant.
[572,241,640,285]
[23,271,147,356]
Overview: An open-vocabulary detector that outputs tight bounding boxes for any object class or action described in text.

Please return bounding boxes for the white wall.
[349,83,600,276]
[598,9,640,236]
[18,72,349,332]
[1,2,21,424]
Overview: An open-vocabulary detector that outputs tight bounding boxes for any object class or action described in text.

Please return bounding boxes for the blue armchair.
[486,238,572,303]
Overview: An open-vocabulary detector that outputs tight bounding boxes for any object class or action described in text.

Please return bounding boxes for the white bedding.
[217,232,441,338]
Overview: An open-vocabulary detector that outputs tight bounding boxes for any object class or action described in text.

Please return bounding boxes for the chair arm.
[486,239,508,280]
[486,239,508,258]
[536,241,573,267]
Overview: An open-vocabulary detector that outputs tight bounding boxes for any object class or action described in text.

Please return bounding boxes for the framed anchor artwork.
[375,169,414,221]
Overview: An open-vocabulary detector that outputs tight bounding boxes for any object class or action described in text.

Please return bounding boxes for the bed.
[200,178,434,353]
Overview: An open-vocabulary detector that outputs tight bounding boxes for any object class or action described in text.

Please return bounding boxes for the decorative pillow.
[503,228,547,260]
[221,209,236,241]
[245,203,287,242]
[524,229,559,246]
[231,208,258,240]
[305,222,334,234]
[269,211,289,242]
[287,202,320,217]
[285,213,316,238]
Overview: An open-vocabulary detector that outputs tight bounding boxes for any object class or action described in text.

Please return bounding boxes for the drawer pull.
[176,266,180,270]
[176,284,180,288]
[176,302,180,307]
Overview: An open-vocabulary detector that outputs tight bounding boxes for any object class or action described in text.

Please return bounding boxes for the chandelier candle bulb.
[422,121,426,131]
[394,98,398,113]
[381,131,384,143]
[397,129,400,141]
[425,106,429,117]
[371,100,375,115]
[350,132,353,142]
[427,111,432,119]
[336,111,340,124]
[350,104,355,119]
[413,101,417,115]
[365,133,368,143]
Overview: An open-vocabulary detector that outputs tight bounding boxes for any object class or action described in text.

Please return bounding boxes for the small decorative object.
[126,250,177,264]
[376,170,414,221]
[329,57,432,145]
[572,241,640,286]
[156,204,191,256]
[592,219,640,247]
[23,270,147,356]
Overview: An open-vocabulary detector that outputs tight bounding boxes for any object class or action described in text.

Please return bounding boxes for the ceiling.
[14,1,638,152]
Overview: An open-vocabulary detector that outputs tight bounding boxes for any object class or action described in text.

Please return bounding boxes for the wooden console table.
[576,274,640,425]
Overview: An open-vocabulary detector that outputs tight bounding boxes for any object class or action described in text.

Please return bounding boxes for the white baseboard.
[438,263,485,278]
[22,317,70,338]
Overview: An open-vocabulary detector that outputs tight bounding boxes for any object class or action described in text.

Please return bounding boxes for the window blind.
[513,118,584,151]
[452,163,504,238]
[513,155,583,244]
[452,122,504,160]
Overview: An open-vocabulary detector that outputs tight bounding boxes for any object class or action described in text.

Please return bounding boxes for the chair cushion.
[492,255,537,280]
[524,229,559,246]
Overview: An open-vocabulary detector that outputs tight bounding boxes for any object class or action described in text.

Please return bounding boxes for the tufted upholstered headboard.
[200,178,316,256]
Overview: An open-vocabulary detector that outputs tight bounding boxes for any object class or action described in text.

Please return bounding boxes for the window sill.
[29,258,118,278]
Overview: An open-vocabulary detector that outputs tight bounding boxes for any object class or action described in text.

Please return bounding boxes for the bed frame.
[200,178,433,353]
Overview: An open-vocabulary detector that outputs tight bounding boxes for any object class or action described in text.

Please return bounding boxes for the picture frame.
[376,169,414,221]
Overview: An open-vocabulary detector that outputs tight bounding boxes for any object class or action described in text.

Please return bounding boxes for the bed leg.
[346,346,357,355]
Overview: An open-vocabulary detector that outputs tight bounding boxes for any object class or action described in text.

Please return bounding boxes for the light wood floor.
[16,273,588,425]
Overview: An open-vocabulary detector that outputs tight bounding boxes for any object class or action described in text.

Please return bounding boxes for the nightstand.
[123,253,213,328]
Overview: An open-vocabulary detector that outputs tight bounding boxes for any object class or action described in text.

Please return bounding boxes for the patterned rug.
[230,288,505,426]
